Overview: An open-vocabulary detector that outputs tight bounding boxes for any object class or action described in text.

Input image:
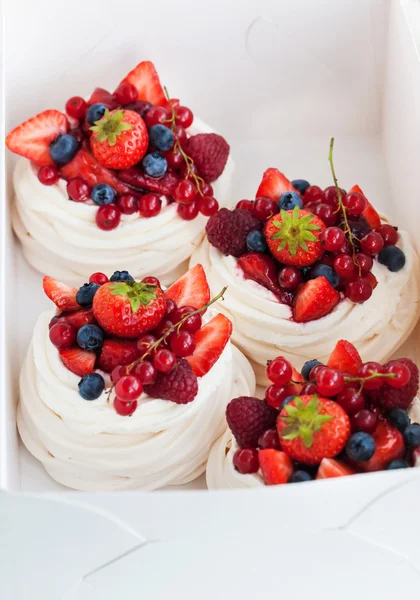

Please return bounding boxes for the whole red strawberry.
[144,358,198,404]
[205,208,261,257]
[277,394,351,465]
[92,280,165,339]
[187,133,230,182]
[265,206,325,266]
[366,358,419,410]
[226,396,278,448]
[90,109,149,169]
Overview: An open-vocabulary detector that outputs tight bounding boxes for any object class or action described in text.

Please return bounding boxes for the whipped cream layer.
[192,229,420,385]
[207,397,420,489]
[17,311,255,491]
[12,117,234,286]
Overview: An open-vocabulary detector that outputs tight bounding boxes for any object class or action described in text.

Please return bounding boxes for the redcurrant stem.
[328,137,361,274]
[106,286,228,402]
[163,86,205,196]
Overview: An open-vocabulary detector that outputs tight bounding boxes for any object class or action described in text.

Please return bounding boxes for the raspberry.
[187,133,230,182]
[144,358,198,404]
[226,396,278,448]
[206,208,262,257]
[367,358,419,410]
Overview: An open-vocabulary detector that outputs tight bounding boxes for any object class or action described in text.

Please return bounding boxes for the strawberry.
[6,110,69,166]
[187,134,230,182]
[120,61,166,106]
[354,418,405,472]
[88,88,118,109]
[316,458,357,479]
[92,280,166,339]
[90,109,149,169]
[258,449,293,485]
[265,207,325,266]
[165,264,210,310]
[286,367,305,396]
[97,339,140,373]
[327,340,362,376]
[293,276,340,323]
[186,314,232,377]
[348,185,381,229]
[59,347,96,377]
[43,276,79,311]
[237,252,280,295]
[255,168,298,201]
[60,149,129,193]
[118,165,179,195]
[277,395,351,465]
[60,308,96,330]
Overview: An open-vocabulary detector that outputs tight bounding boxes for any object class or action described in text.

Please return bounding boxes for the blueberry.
[246,230,267,253]
[148,124,175,152]
[385,459,409,470]
[91,183,116,206]
[110,270,134,282]
[403,423,420,447]
[86,103,107,125]
[301,359,322,380]
[280,396,295,411]
[291,179,310,195]
[77,324,104,351]
[387,408,410,432]
[142,152,167,178]
[378,246,406,272]
[289,470,313,483]
[309,264,340,288]
[301,266,312,282]
[78,373,105,400]
[345,432,376,462]
[278,191,303,211]
[49,134,79,165]
[76,282,101,307]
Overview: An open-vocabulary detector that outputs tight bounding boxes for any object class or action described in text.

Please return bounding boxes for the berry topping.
[246,230,267,253]
[86,103,108,125]
[90,109,149,169]
[148,124,174,152]
[59,347,96,377]
[206,208,262,257]
[354,419,404,472]
[366,358,419,410]
[376,224,399,246]
[186,313,232,377]
[96,204,121,230]
[258,428,281,450]
[76,324,104,351]
[403,424,420,447]
[266,357,293,385]
[351,409,378,434]
[348,184,381,229]
[120,60,166,106]
[186,133,230,182]
[153,348,176,373]
[301,359,323,381]
[253,197,278,221]
[308,263,339,288]
[238,252,280,295]
[226,396,277,448]
[387,408,410,432]
[327,340,362,376]
[256,168,298,201]
[233,448,260,474]
[67,177,91,202]
[65,97,88,120]
[278,266,302,291]
[118,166,178,196]
[78,373,105,401]
[116,193,139,215]
[43,276,79,311]
[378,246,406,272]
[49,134,79,165]
[113,398,138,416]
[38,165,59,186]
[345,432,376,461]
[144,358,198,404]
[289,470,313,483]
[291,179,310,194]
[316,458,356,479]
[142,151,167,178]
[59,307,96,330]
[277,395,351,465]
[113,82,138,106]
[60,149,129,193]
[76,282,101,307]
[386,459,409,470]
[336,388,365,416]
[259,449,293,485]
[97,339,140,373]
[265,207,325,267]
[92,280,165,339]
[49,322,76,349]
[91,183,116,206]
[198,196,219,217]
[110,271,134,282]
[115,374,143,402]
[293,276,340,323]
[315,367,345,397]
[278,191,303,211]
[6,109,69,166]
[165,264,210,310]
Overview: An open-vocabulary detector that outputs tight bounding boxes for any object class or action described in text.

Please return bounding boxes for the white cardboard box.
[2,0,420,597]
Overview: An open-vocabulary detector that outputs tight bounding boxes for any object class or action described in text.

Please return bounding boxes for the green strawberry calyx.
[90,109,133,146]
[270,205,321,256]
[110,282,158,313]
[279,395,333,448]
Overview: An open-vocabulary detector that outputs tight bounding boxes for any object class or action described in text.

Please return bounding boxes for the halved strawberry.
[88,88,118,109]
[120,61,166,107]
[237,252,280,295]
[118,165,179,195]
[165,264,210,310]
[327,340,362,376]
[258,449,293,485]
[293,276,340,323]
[316,458,356,479]
[186,314,232,376]
[60,149,129,193]
[60,308,96,330]
[6,110,69,166]
[43,276,79,311]
[286,367,305,396]
[348,185,381,229]
[356,419,405,472]
[256,168,298,201]
[97,339,140,373]
[59,347,96,377]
